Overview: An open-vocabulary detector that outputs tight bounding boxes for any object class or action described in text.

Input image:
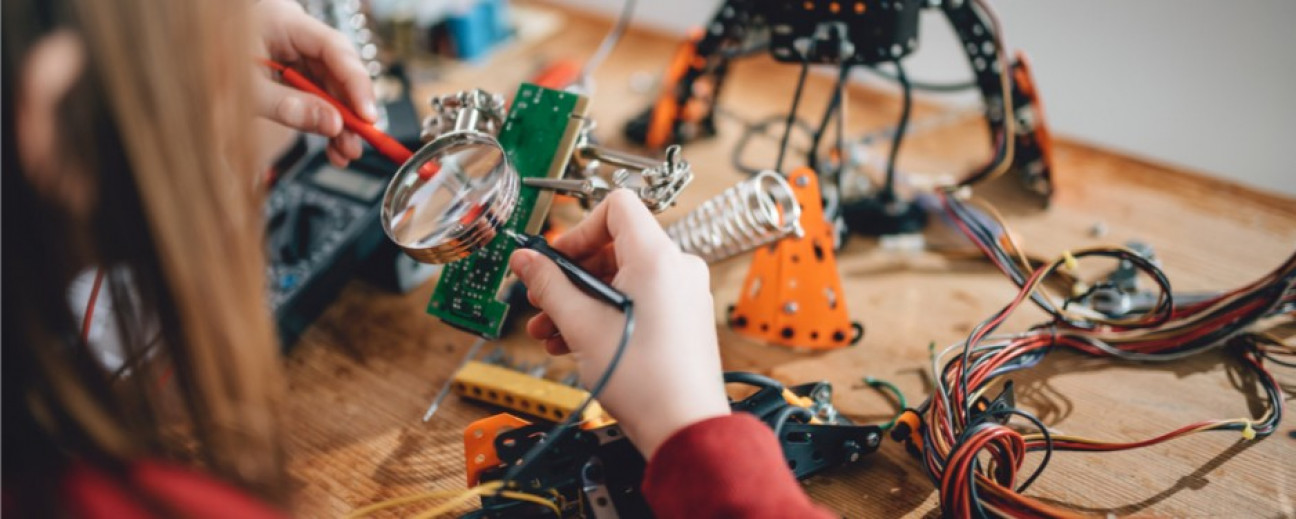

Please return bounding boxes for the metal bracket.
[422,89,508,140]
[557,122,694,213]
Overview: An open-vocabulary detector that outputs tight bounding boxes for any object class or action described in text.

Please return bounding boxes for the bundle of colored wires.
[908,230,1294,517]
[938,190,1296,341]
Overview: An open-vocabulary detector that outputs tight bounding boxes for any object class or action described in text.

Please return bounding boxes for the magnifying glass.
[380,131,519,264]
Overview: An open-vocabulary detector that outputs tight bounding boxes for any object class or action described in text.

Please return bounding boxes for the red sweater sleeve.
[641,414,837,519]
[59,461,287,519]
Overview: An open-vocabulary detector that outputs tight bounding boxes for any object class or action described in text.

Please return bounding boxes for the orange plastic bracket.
[727,168,862,350]
[645,29,703,150]
[463,413,532,487]
[1011,51,1056,180]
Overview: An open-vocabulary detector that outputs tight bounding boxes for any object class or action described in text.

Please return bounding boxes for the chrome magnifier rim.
[380,131,519,264]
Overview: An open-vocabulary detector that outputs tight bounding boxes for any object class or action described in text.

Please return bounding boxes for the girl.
[2,0,830,516]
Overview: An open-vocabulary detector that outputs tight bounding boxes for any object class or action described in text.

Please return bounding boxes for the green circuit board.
[427,84,589,338]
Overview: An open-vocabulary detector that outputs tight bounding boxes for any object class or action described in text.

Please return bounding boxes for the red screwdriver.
[261,59,439,179]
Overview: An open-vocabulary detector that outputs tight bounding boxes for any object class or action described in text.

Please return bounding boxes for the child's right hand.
[508,190,731,458]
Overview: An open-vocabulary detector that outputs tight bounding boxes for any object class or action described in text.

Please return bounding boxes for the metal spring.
[666,171,804,263]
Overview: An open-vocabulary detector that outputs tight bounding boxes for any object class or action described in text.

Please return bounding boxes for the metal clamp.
[421,89,508,140]
[528,122,693,213]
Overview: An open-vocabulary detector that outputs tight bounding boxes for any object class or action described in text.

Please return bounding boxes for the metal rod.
[422,337,488,422]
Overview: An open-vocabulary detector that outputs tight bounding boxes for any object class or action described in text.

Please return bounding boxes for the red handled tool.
[261,59,438,179]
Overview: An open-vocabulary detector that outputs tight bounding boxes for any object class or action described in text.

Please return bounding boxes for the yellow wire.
[494,490,562,517]
[345,481,503,519]
[407,483,502,519]
[399,483,562,519]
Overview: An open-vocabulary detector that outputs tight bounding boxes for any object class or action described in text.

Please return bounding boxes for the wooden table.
[284,5,1296,517]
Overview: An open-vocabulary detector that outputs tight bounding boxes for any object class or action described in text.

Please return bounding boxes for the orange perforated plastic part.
[463,413,532,487]
[645,29,703,150]
[1012,51,1055,179]
[727,168,861,350]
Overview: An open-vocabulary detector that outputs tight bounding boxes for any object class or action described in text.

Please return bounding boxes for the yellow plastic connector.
[1240,420,1256,440]
[452,361,615,429]
[1062,250,1079,272]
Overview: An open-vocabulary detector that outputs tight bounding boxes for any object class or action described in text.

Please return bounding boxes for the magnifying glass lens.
[381,132,519,264]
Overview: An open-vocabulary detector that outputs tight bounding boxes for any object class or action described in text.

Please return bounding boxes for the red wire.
[81,268,106,344]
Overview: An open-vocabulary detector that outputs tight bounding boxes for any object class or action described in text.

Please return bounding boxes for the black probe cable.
[497,231,636,488]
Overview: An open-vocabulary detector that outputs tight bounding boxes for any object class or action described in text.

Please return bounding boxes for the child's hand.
[254,0,376,167]
[508,190,730,458]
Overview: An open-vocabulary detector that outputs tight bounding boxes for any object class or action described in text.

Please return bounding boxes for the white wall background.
[549,0,1296,196]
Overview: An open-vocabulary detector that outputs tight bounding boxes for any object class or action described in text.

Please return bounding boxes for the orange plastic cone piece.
[727,168,862,350]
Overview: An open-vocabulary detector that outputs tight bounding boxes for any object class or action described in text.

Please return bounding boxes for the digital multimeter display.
[312,165,385,201]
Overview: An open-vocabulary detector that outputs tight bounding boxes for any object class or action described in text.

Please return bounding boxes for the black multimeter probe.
[503,229,630,310]
[497,228,635,486]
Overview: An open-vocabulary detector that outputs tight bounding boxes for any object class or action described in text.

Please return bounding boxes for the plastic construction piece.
[728,168,863,350]
[452,360,614,429]
[1008,52,1055,199]
[757,0,924,65]
[427,84,589,338]
[462,375,881,518]
[463,412,531,487]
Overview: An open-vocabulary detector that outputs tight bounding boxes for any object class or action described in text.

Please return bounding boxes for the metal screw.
[783,302,799,314]
[867,432,880,447]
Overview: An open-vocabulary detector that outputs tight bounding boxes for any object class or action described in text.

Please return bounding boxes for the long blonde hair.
[3,0,287,507]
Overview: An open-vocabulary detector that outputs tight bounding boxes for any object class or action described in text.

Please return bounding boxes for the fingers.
[527,313,559,340]
[544,336,571,356]
[549,194,616,261]
[528,314,572,355]
[509,249,602,330]
[326,131,364,167]
[602,189,675,260]
[283,13,378,121]
[552,189,673,264]
[255,76,343,136]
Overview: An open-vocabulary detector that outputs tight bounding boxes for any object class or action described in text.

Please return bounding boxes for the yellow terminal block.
[452,361,615,429]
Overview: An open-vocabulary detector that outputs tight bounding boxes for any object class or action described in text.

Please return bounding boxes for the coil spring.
[666,171,804,263]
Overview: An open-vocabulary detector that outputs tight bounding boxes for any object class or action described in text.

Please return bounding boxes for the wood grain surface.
[284,4,1296,517]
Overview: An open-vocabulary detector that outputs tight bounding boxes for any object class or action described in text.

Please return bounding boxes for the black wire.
[1264,353,1296,368]
[722,371,785,390]
[499,302,635,485]
[863,63,978,93]
[730,113,815,176]
[775,56,812,174]
[771,406,813,437]
[808,62,850,171]
[881,58,911,204]
[988,408,1053,493]
[834,66,847,191]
